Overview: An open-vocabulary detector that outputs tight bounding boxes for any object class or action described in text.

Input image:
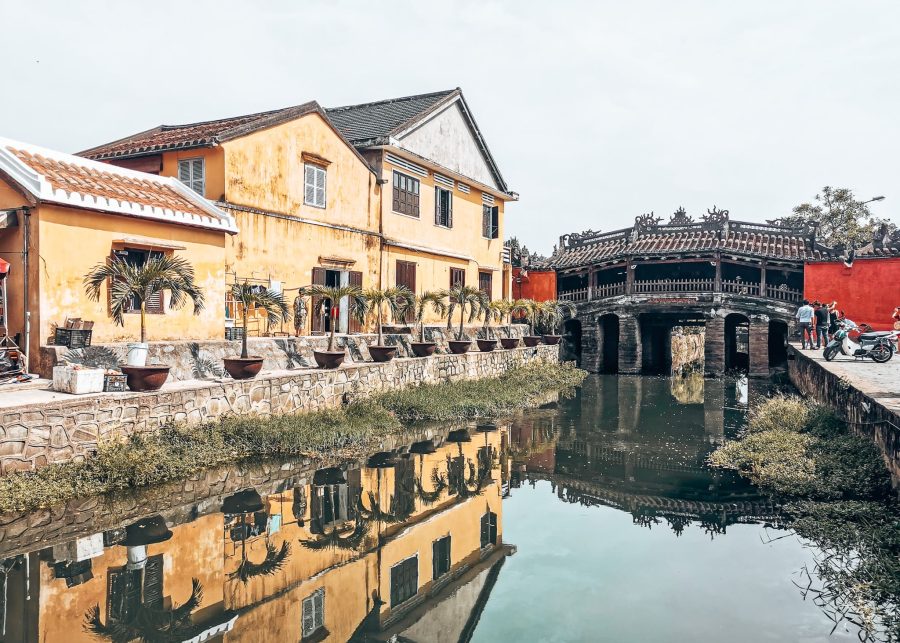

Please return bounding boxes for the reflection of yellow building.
[0,138,236,366]
[0,429,508,642]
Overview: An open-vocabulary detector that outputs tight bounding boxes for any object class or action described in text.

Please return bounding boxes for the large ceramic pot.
[542,335,563,345]
[368,345,397,363]
[500,337,520,349]
[410,342,437,357]
[223,357,264,380]
[523,336,542,347]
[313,350,345,369]
[121,365,170,391]
[448,340,472,355]
[477,339,498,352]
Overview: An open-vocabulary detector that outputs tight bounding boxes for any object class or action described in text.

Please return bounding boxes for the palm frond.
[231,541,291,582]
[300,519,371,551]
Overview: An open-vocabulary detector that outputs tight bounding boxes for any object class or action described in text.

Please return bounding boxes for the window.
[482,205,499,239]
[432,536,451,580]
[449,268,465,289]
[434,186,452,227]
[107,555,164,623]
[301,588,325,639]
[479,271,493,300]
[480,511,498,548]
[117,248,164,314]
[390,555,418,607]
[177,158,204,195]
[393,171,420,217]
[304,163,327,208]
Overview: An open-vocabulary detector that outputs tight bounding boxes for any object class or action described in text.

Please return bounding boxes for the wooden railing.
[558,280,804,304]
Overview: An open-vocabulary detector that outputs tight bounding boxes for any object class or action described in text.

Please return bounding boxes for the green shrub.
[747,394,811,433]
[709,429,817,495]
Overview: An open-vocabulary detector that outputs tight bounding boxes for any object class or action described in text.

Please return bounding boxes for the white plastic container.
[126,342,149,366]
[53,365,105,394]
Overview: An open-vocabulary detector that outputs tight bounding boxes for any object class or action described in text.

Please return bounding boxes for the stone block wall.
[0,344,558,474]
[37,324,529,381]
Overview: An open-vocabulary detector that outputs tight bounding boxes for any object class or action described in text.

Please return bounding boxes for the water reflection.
[0,427,506,642]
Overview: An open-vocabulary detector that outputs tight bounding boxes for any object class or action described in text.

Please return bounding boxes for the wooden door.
[396,261,416,322]
[311,267,326,334]
[348,270,362,333]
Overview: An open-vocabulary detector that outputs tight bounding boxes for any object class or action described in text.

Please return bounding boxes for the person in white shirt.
[795,300,815,349]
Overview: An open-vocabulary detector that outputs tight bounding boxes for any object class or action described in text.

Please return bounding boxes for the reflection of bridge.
[548,209,823,375]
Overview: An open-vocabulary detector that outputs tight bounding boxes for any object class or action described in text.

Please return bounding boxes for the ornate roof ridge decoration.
[669,206,693,225]
[633,212,662,238]
[702,205,729,224]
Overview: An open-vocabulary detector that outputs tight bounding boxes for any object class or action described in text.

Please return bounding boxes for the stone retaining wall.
[0,344,558,473]
[788,346,900,486]
[37,324,529,381]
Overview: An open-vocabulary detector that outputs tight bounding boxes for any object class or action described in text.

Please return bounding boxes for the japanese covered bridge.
[549,207,832,376]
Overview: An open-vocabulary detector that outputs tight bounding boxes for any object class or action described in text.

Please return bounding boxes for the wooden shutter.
[482,205,491,238]
[396,261,416,322]
[491,206,499,239]
[450,268,465,289]
[191,159,204,194]
[434,187,441,226]
[142,555,164,609]
[316,166,326,207]
[304,165,316,206]
[311,267,326,333]
[302,594,315,637]
[348,270,362,333]
[479,272,493,300]
[178,160,191,185]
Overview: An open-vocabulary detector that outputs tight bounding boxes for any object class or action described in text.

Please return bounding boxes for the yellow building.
[79,102,382,335]
[0,429,509,642]
[0,137,237,370]
[327,89,518,319]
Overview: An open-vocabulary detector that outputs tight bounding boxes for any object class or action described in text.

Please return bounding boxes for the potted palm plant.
[223,282,291,379]
[306,284,367,368]
[521,299,543,347]
[83,254,204,391]
[445,285,484,354]
[477,299,503,352]
[498,300,522,349]
[410,290,448,357]
[540,299,577,345]
[364,286,413,362]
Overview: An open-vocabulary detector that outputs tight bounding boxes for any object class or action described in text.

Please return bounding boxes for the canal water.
[0,375,857,642]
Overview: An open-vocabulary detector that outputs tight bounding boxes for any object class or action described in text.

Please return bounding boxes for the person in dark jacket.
[813,301,829,349]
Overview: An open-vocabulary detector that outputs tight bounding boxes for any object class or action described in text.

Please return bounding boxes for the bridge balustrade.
[559,279,803,303]
[633,278,714,294]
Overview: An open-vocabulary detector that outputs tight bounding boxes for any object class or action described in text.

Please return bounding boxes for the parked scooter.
[823,323,897,363]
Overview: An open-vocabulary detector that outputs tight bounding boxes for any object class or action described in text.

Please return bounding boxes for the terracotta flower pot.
[500,337,520,349]
[542,335,563,345]
[121,365,170,392]
[477,339,498,352]
[313,350,345,369]
[411,342,437,357]
[368,345,397,363]
[523,336,542,347]
[448,340,472,355]
[223,357,264,380]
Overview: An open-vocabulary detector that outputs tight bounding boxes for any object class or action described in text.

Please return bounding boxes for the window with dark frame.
[478,271,493,300]
[480,511,498,548]
[304,163,327,208]
[117,248,165,314]
[449,268,465,289]
[434,186,453,227]
[392,171,420,217]
[390,555,418,607]
[482,204,499,239]
[301,588,325,639]
[432,535,451,580]
[107,555,164,623]
[177,158,204,195]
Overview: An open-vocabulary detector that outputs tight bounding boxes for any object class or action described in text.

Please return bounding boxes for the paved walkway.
[789,342,900,414]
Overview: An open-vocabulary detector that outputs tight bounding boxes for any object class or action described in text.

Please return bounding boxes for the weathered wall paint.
[805,258,900,330]
[513,268,556,301]
[161,146,227,202]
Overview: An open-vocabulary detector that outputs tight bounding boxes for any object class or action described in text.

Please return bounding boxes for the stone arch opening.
[598,314,619,374]
[768,319,789,368]
[724,313,750,372]
[562,318,582,364]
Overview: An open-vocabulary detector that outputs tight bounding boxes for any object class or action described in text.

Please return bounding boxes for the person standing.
[796,299,815,349]
[813,301,829,349]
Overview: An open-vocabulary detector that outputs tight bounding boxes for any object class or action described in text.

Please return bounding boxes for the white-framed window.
[434,186,452,228]
[301,588,325,639]
[304,163,327,208]
[177,158,205,195]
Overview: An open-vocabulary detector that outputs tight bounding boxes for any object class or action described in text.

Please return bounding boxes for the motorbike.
[823,323,897,363]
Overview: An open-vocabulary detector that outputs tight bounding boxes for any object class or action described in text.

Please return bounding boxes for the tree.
[446,285,485,341]
[479,300,504,339]
[231,282,291,358]
[411,291,448,343]
[773,186,895,248]
[538,299,577,335]
[306,285,367,352]
[364,286,413,346]
[83,254,205,344]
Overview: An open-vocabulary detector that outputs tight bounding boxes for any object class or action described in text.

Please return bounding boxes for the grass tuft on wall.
[0,362,585,514]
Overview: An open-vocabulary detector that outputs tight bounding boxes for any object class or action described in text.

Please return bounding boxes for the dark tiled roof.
[551,217,827,270]
[79,102,321,160]
[325,89,458,146]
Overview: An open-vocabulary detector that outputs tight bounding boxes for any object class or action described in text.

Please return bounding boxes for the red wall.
[513,268,557,301]
[805,258,900,331]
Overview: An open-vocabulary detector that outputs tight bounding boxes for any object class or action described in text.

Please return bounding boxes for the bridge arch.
[724,313,750,372]
[562,318,582,365]
[768,319,789,368]
[598,313,620,374]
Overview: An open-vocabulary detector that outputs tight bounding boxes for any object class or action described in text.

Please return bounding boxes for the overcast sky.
[2,1,898,254]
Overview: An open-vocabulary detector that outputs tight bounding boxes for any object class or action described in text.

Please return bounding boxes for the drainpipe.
[21,207,31,373]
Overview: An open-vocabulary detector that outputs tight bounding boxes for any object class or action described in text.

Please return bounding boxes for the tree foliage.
[772,186,895,248]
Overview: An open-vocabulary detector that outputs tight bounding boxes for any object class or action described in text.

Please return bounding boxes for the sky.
[2,1,898,255]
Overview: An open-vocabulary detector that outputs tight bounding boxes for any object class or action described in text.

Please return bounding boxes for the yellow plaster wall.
[161,147,227,202]
[35,204,228,348]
